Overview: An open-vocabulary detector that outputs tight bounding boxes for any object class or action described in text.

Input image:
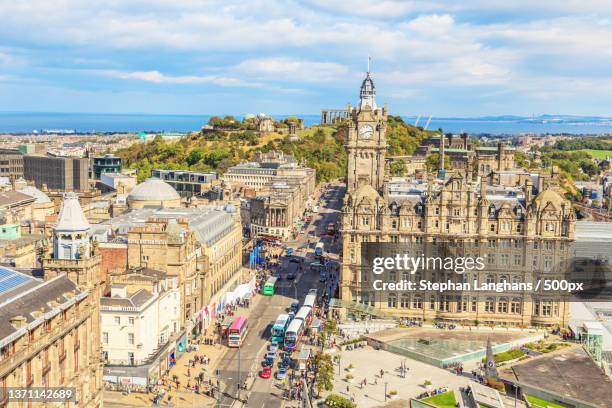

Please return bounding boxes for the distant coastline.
[1,112,612,135]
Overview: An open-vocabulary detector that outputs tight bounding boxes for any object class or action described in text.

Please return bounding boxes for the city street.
[216,182,344,407]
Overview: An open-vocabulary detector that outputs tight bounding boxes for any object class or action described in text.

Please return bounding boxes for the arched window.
[387,293,397,308]
[486,275,495,284]
[412,295,422,309]
[541,300,553,316]
[497,297,508,313]
[511,298,522,314]
[400,295,410,308]
[485,297,495,313]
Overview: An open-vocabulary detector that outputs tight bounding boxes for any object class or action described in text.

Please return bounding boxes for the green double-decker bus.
[263,276,278,296]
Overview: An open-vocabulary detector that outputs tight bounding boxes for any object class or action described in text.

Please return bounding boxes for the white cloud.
[96,69,264,87]
[1,0,612,114]
[233,58,349,82]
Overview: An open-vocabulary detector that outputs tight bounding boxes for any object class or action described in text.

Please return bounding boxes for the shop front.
[175,332,188,358]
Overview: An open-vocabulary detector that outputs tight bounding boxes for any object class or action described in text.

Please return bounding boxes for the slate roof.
[0,272,83,340]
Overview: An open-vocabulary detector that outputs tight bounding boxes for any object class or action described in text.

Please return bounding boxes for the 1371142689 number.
[2,387,76,402]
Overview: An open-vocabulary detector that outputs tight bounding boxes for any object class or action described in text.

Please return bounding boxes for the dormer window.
[489,204,496,215]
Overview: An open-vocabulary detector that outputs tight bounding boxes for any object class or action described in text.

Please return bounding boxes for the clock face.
[359,124,374,139]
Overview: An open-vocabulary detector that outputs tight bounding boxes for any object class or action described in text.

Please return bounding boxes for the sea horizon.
[2,111,612,135]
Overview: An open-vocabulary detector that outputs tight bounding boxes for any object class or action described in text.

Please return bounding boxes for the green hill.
[116,116,430,183]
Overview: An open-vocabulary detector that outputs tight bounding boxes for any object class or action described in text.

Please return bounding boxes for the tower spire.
[359,59,377,109]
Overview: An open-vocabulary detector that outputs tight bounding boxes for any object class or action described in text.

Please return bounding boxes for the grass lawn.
[526,394,568,408]
[421,391,457,408]
[297,126,336,138]
[579,149,612,159]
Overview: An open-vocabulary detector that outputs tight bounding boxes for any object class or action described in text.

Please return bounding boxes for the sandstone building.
[223,151,315,240]
[0,194,103,408]
[95,204,243,337]
[340,72,576,327]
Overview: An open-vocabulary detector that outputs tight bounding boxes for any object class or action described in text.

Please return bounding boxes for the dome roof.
[18,186,51,204]
[128,178,180,202]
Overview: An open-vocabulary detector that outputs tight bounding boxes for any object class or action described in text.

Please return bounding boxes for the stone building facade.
[340,72,576,327]
[98,205,243,337]
[10,192,105,408]
[0,270,102,408]
[224,151,316,239]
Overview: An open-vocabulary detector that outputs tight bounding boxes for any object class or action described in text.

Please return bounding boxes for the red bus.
[228,316,249,347]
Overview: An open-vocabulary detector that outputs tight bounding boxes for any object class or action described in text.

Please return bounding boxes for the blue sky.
[1,0,612,116]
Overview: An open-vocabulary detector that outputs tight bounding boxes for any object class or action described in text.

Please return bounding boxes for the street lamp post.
[384,382,388,402]
[216,369,221,408]
[237,343,241,402]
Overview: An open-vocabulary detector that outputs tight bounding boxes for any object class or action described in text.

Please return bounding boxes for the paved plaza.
[327,346,479,408]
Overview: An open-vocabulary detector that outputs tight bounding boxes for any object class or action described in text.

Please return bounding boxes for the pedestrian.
[346,385,349,393]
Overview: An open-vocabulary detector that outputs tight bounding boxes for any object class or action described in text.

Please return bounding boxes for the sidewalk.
[104,290,266,408]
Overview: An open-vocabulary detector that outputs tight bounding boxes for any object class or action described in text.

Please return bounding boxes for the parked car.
[290,302,300,312]
[268,344,279,354]
[260,366,272,378]
[276,367,287,380]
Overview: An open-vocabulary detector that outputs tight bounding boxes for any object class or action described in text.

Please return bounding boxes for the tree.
[325,394,356,408]
[203,149,230,168]
[514,151,530,169]
[323,318,338,336]
[313,128,326,145]
[390,160,407,176]
[187,149,204,166]
[426,153,450,172]
[314,352,334,396]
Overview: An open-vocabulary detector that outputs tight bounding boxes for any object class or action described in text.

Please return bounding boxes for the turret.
[359,61,377,110]
[53,192,91,260]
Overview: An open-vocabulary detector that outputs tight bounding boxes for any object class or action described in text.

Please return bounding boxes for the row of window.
[363,216,562,234]
[359,294,559,316]
[103,331,135,345]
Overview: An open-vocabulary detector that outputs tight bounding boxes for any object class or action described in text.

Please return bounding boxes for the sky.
[1,0,612,117]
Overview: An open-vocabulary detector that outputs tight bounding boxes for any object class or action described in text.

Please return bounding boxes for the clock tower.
[345,69,388,193]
